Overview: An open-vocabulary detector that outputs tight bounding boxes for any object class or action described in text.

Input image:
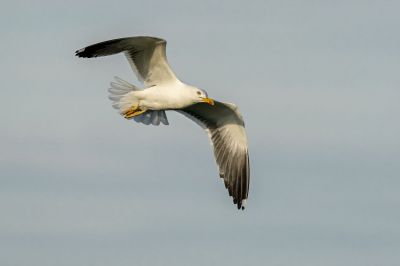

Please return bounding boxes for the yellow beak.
[201,97,214,105]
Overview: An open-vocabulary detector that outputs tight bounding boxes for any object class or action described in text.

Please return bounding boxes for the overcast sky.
[1,0,399,265]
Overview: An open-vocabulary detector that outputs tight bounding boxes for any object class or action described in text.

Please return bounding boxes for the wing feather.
[177,101,250,209]
[75,36,178,86]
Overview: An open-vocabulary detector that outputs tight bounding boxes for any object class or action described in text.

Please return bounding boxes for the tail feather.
[108,77,169,126]
[109,84,132,95]
[113,76,137,89]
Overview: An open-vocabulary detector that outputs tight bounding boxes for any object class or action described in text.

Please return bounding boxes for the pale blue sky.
[1,0,399,265]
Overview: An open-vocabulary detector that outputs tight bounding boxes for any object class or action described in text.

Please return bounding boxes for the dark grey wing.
[75,36,178,86]
[177,101,250,209]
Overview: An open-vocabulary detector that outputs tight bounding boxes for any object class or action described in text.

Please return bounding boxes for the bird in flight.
[75,36,250,209]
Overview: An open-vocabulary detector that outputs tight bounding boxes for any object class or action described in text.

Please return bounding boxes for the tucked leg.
[123,106,147,119]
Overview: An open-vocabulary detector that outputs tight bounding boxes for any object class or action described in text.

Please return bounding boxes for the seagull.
[75,36,250,209]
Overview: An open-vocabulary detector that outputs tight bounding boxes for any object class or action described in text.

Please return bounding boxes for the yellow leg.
[123,106,146,119]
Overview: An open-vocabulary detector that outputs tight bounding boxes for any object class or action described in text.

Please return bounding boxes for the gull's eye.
[197,91,201,95]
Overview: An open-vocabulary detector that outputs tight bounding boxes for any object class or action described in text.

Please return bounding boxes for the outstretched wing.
[178,101,250,209]
[75,36,178,86]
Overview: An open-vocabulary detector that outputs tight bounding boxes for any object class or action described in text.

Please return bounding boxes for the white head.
[189,87,214,105]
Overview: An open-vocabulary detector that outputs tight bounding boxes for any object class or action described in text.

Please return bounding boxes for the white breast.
[139,82,195,110]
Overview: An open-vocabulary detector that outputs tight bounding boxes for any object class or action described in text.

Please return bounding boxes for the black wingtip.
[75,48,83,57]
[236,204,245,210]
[75,47,92,58]
[234,199,246,210]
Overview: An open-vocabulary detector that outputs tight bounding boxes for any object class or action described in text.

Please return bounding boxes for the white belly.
[138,83,194,110]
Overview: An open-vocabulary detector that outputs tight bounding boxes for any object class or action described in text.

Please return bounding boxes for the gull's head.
[190,87,214,106]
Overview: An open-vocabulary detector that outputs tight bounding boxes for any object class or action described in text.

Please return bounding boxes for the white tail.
[108,77,169,126]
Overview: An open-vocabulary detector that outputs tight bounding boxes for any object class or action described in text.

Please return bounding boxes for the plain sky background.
[1,0,399,265]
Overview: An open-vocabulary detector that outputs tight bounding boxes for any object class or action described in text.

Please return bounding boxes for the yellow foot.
[123,106,146,119]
